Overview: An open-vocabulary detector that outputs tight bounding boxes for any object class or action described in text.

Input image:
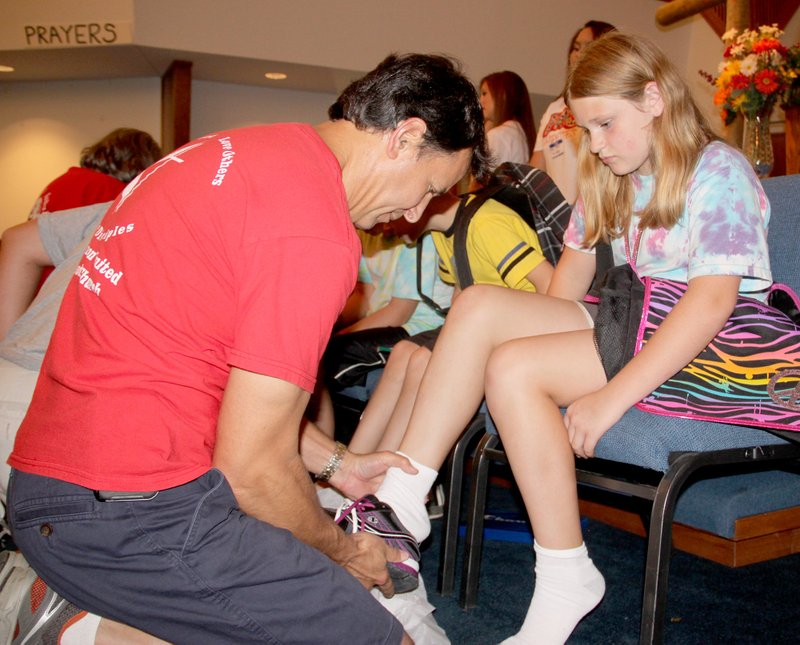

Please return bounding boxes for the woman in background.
[479,71,536,167]
[530,20,615,204]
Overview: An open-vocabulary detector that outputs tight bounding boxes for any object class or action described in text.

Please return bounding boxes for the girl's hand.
[329,450,417,499]
[564,388,628,458]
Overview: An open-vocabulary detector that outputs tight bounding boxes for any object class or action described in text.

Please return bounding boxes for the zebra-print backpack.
[594,262,800,431]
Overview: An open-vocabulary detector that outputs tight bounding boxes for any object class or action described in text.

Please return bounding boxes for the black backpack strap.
[452,183,505,289]
[587,240,615,298]
[416,234,449,317]
[492,162,572,267]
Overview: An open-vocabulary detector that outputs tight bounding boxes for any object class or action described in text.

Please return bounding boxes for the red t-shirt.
[10,124,359,491]
[30,167,126,287]
[29,166,126,217]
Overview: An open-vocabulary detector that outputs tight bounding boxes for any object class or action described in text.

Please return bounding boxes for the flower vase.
[741,113,774,178]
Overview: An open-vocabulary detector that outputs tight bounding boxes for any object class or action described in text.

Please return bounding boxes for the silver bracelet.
[317,441,347,482]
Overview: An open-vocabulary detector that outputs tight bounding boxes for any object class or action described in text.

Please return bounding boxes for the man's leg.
[9,469,405,645]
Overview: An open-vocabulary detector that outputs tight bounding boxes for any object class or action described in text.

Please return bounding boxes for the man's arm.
[212,367,407,593]
[0,220,51,338]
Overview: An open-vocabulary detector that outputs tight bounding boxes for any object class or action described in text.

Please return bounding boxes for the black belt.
[93,490,159,502]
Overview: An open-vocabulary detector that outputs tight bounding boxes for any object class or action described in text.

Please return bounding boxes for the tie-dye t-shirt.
[564,141,772,298]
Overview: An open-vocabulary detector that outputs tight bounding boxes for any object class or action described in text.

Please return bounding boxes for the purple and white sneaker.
[334,495,421,593]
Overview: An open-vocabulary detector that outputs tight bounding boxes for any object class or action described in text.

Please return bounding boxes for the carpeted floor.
[420,478,800,644]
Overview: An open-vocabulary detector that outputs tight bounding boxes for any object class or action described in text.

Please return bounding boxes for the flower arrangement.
[700,24,798,126]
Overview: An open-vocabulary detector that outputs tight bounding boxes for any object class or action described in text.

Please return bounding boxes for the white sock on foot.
[376,452,438,543]
[501,540,605,645]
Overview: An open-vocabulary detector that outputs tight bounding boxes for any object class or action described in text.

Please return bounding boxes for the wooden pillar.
[724,0,750,147]
[785,107,800,175]
[724,0,749,32]
[161,60,192,153]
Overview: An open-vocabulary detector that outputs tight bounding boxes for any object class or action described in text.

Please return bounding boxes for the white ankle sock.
[501,540,605,645]
[376,452,438,543]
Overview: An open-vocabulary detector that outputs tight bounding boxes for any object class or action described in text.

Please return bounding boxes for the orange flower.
[753,38,785,55]
[713,87,731,105]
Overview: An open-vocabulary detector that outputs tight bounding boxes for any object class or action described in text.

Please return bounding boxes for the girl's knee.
[448,285,500,322]
[485,343,519,397]
[384,341,417,375]
[407,346,432,375]
[485,341,547,402]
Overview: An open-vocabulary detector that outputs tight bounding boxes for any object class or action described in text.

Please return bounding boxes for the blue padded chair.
[438,174,800,645]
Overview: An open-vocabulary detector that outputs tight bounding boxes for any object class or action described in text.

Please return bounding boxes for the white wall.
[0,78,160,230]
[190,81,336,138]
[1,1,798,232]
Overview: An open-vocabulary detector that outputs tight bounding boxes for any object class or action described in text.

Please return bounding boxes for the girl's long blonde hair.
[565,32,717,246]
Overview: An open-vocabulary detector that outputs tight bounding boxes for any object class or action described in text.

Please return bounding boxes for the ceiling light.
[264,72,287,80]
[0,65,14,73]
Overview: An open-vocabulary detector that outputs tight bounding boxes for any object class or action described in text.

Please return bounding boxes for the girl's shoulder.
[696,140,754,177]
[691,140,763,195]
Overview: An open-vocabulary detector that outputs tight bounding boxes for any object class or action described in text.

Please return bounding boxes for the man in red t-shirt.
[8,54,489,644]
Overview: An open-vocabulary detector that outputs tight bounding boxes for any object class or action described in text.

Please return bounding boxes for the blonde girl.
[346,33,770,643]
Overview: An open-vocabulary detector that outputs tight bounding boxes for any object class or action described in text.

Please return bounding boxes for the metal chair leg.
[459,431,500,608]
[438,414,486,595]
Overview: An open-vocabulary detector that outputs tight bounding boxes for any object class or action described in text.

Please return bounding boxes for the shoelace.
[334,497,377,529]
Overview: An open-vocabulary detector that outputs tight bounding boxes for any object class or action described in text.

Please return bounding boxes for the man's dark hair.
[330,53,490,182]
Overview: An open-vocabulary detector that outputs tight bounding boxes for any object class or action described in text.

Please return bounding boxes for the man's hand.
[339,531,409,598]
[330,450,417,499]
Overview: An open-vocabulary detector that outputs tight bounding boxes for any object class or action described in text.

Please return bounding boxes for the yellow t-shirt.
[431,197,547,291]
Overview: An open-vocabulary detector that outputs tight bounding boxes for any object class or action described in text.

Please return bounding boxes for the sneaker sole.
[387,561,419,594]
[0,553,37,645]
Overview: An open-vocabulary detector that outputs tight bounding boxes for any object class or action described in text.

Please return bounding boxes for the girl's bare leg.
[376,346,431,452]
[485,330,607,644]
[399,285,591,469]
[376,285,591,542]
[486,330,605,547]
[347,340,418,453]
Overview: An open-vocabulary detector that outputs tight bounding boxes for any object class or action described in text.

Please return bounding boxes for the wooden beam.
[725,0,750,32]
[161,60,193,154]
[656,0,726,26]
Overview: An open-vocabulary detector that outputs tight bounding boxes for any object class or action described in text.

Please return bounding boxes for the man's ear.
[644,81,664,118]
[386,117,428,160]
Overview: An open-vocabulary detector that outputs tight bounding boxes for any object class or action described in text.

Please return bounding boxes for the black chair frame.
[439,427,800,645]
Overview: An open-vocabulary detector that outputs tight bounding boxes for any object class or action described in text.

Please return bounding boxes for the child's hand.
[564,389,627,458]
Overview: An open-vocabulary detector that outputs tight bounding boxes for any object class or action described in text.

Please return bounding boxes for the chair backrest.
[762,175,800,294]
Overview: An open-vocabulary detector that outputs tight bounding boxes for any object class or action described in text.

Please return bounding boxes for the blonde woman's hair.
[565,32,717,246]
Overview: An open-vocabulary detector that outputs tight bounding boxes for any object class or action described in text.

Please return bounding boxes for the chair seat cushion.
[483,403,790,473]
[594,408,790,472]
[673,469,800,538]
